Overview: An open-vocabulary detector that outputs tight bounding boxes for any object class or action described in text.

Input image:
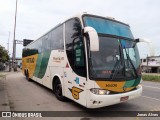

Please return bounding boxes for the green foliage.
[142,75,160,82]
[0,45,9,62]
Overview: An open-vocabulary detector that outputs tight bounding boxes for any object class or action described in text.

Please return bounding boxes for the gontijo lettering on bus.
[26,57,34,63]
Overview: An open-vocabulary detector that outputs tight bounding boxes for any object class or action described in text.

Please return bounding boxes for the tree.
[0,45,9,62]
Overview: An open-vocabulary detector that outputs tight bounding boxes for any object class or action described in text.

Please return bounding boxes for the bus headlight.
[90,88,110,95]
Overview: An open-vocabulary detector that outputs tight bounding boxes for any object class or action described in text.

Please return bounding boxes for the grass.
[0,73,5,79]
[0,73,4,77]
[142,75,160,82]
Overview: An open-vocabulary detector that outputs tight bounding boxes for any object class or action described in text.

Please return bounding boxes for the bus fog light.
[90,89,110,95]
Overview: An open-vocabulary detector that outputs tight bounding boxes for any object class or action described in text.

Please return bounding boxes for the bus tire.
[54,79,66,101]
[26,71,31,81]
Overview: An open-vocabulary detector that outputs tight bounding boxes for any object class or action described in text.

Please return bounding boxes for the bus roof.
[25,13,130,48]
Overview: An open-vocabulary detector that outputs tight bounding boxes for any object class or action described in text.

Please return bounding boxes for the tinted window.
[37,39,42,53]
[22,47,38,57]
[22,24,64,57]
[22,41,38,57]
[83,16,134,39]
[42,35,50,51]
[65,18,86,77]
[50,25,63,50]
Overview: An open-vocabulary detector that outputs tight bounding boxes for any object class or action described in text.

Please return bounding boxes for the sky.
[0,0,160,58]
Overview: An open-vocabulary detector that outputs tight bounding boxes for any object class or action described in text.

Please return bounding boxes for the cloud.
[0,0,160,58]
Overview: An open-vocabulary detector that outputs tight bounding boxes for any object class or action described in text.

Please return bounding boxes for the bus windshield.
[83,16,134,39]
[83,16,141,80]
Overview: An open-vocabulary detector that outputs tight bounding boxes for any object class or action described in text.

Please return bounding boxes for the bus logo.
[69,87,83,100]
[26,58,34,63]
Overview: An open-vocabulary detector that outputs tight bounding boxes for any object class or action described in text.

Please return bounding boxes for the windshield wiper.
[123,46,138,78]
[110,40,138,80]
[110,60,122,80]
[110,43,124,80]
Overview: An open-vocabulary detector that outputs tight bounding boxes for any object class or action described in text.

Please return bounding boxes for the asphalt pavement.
[0,70,160,120]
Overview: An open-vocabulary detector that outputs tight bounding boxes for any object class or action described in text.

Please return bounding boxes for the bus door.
[64,38,87,107]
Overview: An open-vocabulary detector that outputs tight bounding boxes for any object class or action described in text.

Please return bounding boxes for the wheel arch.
[52,74,64,94]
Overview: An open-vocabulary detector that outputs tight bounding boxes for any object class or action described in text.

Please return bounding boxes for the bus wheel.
[26,71,31,81]
[54,79,66,101]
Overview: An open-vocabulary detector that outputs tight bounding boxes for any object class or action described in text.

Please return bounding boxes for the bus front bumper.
[86,85,142,108]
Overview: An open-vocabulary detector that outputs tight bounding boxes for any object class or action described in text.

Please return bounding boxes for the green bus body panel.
[124,77,141,88]
[34,54,43,77]
[132,77,141,86]
[34,51,51,79]
[124,79,135,87]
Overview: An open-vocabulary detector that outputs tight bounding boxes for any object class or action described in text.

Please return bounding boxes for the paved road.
[3,71,160,120]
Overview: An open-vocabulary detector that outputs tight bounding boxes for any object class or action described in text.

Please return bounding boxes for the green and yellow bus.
[22,13,142,108]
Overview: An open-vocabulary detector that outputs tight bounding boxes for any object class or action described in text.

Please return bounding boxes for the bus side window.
[50,25,63,50]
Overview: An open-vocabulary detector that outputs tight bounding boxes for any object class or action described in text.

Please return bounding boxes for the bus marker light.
[66,63,69,68]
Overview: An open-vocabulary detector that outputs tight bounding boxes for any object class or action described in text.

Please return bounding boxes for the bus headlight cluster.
[90,88,110,95]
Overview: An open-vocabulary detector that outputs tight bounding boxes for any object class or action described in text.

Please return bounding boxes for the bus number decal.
[106,84,117,87]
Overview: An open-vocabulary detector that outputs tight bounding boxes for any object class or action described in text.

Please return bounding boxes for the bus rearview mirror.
[83,27,99,51]
[135,38,155,57]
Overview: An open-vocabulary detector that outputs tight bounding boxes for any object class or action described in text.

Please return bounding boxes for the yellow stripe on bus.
[96,81,135,92]
[22,54,38,78]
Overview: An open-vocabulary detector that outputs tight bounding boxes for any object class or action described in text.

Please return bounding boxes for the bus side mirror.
[132,38,143,47]
[131,39,139,47]
[83,27,99,51]
[135,38,155,57]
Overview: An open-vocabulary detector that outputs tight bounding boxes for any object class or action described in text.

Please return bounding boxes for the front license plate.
[120,96,129,102]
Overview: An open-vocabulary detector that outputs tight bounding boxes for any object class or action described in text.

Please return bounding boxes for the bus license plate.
[120,96,129,102]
